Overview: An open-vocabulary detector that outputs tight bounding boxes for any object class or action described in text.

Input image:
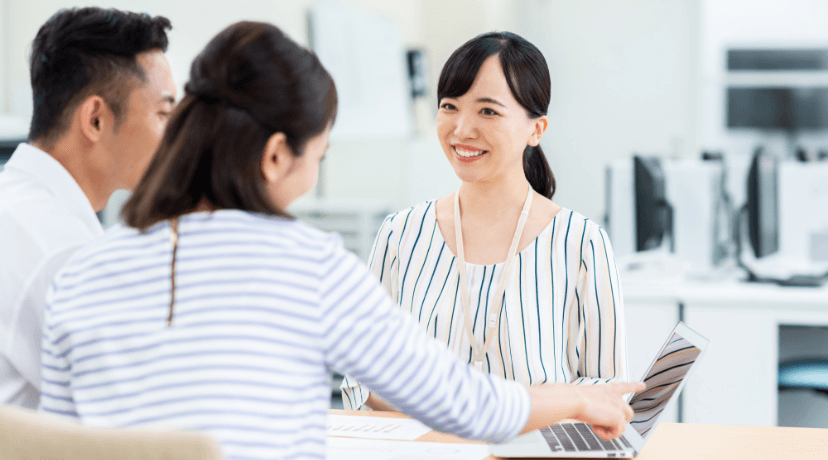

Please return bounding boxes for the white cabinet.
[683,283,828,426]
[624,274,828,427]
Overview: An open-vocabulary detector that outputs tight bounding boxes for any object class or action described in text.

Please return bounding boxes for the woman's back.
[40,210,533,459]
[41,211,344,459]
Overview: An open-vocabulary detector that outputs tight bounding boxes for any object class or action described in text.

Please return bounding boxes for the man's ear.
[77,95,111,144]
[261,132,293,184]
[528,115,549,147]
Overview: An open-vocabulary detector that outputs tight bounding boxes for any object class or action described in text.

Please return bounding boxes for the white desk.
[622,271,828,427]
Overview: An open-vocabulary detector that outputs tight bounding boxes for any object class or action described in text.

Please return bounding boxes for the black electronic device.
[737,149,828,287]
[406,48,427,99]
[746,150,779,258]
[727,87,828,130]
[634,156,673,252]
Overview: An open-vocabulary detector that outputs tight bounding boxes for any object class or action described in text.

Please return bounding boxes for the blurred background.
[2,0,828,430]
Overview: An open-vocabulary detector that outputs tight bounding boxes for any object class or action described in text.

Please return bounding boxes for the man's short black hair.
[28,7,172,146]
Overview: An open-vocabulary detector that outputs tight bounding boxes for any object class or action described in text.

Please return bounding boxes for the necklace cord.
[168,218,179,327]
[454,186,533,364]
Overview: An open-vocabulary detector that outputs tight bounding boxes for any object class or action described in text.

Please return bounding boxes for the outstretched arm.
[321,237,641,442]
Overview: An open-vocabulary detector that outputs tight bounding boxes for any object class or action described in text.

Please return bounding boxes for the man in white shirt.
[0,7,177,408]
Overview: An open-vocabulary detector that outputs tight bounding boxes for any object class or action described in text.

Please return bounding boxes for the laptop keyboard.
[541,422,632,455]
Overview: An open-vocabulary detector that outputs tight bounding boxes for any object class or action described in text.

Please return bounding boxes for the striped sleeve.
[571,225,628,385]
[320,237,531,442]
[340,213,399,409]
[39,284,78,417]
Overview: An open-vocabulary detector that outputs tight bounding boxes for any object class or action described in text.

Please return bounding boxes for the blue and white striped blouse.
[39,210,530,460]
[342,202,628,410]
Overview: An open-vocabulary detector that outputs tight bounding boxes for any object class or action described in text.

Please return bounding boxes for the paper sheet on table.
[327,436,491,460]
[327,414,432,441]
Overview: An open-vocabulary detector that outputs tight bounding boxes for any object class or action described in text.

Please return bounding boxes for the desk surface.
[330,410,828,459]
[621,272,828,309]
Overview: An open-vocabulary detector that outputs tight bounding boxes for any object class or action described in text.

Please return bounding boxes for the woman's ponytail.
[523,145,555,199]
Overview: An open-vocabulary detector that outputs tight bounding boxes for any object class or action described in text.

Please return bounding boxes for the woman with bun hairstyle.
[343,32,629,412]
[40,23,641,460]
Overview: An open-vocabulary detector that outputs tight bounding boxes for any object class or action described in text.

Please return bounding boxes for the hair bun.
[185,78,223,103]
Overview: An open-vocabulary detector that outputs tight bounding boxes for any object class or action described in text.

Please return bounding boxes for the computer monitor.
[727,87,828,130]
[746,150,779,258]
[634,156,672,252]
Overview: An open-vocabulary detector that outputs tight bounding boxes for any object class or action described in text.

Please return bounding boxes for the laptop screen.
[628,332,702,440]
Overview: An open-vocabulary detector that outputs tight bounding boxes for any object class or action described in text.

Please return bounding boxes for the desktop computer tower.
[778,162,828,264]
[605,158,727,274]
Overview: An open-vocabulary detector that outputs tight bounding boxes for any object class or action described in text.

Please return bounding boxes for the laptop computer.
[490,322,709,458]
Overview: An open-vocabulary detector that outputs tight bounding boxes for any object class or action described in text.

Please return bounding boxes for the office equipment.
[727,87,828,130]
[728,48,828,71]
[490,322,708,458]
[634,156,673,252]
[604,160,635,256]
[327,414,432,441]
[779,358,828,395]
[726,49,828,131]
[779,161,828,263]
[407,48,428,99]
[738,150,828,286]
[606,158,726,273]
[746,149,779,258]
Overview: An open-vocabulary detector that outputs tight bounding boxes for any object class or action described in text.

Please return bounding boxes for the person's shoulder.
[554,207,610,245]
[0,179,73,230]
[197,209,340,255]
[54,223,150,280]
[554,207,594,230]
[0,176,53,209]
[382,200,436,235]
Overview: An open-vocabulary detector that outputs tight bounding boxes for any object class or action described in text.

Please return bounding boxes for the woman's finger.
[623,401,634,422]
[613,382,646,395]
[593,423,622,441]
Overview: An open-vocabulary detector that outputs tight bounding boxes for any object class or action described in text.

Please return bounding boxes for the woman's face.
[436,54,546,186]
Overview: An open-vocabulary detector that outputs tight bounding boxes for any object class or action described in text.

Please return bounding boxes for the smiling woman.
[342,32,629,412]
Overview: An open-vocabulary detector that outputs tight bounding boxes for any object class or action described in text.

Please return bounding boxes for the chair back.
[0,405,224,460]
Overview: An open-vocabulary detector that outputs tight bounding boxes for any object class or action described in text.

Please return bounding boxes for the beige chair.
[0,405,224,460]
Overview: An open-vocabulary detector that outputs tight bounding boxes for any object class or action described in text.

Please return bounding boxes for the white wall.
[1,0,707,219]
[1,0,430,211]
[1,0,425,119]
[528,0,701,223]
[320,0,529,210]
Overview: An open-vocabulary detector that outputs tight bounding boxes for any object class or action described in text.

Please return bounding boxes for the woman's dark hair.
[122,21,337,230]
[437,32,555,199]
[29,7,172,146]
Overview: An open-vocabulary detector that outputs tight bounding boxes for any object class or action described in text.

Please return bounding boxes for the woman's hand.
[363,393,398,411]
[571,382,645,440]
[522,382,645,440]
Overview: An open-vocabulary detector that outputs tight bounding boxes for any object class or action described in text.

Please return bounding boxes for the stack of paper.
[327,436,491,460]
[326,415,433,441]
